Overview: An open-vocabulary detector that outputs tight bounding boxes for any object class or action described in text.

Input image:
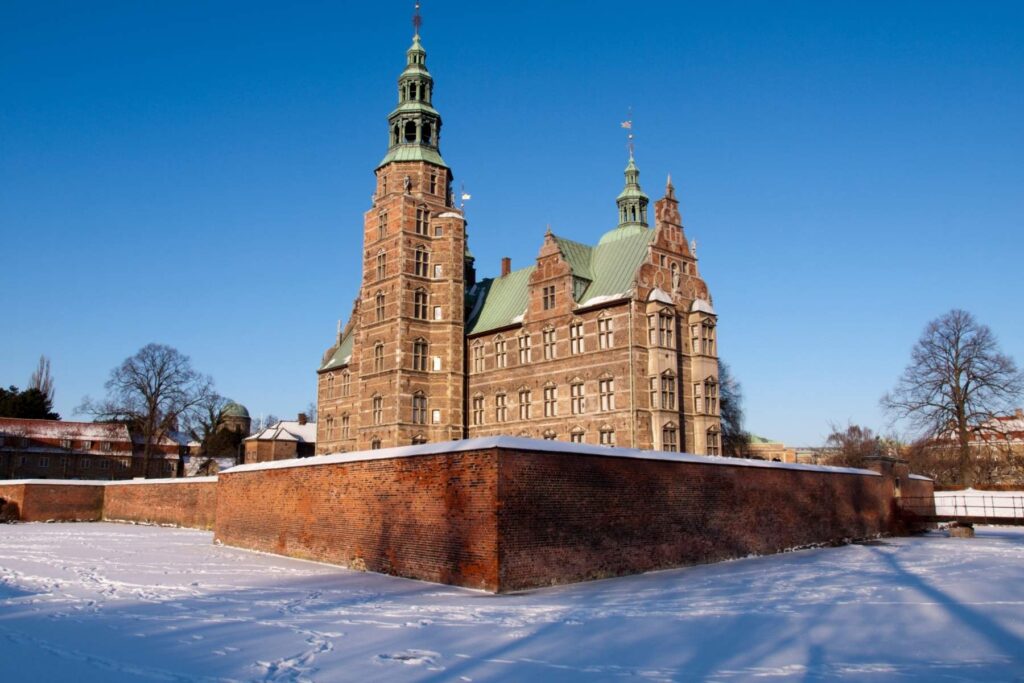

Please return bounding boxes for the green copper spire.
[378,15,447,169]
[615,151,649,229]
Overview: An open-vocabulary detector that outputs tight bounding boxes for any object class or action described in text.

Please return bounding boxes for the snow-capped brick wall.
[0,481,104,522]
[213,440,931,592]
[103,478,218,530]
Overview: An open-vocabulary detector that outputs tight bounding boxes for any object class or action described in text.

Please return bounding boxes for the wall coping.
[1,477,217,486]
[908,474,933,481]
[223,435,882,477]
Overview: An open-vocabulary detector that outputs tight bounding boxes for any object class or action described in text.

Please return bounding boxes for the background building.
[242,414,316,464]
[316,26,721,455]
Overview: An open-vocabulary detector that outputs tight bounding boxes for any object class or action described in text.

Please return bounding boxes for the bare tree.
[881,309,1024,487]
[718,360,750,457]
[823,422,881,468]
[186,392,231,445]
[79,344,215,473]
[304,401,318,423]
[28,355,55,404]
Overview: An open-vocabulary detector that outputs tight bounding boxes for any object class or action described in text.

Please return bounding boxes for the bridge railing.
[900,493,1024,521]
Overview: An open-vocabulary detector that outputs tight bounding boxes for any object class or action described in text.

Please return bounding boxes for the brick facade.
[0,482,105,522]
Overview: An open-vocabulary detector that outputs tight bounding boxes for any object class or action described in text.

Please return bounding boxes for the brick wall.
[103,479,217,529]
[0,481,105,521]
[497,449,891,591]
[0,483,24,521]
[214,450,500,590]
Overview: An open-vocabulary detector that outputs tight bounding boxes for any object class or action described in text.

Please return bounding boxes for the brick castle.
[317,21,722,455]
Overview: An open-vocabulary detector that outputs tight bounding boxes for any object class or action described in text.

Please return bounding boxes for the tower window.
[472,343,485,373]
[374,343,385,373]
[372,396,383,425]
[662,372,676,410]
[599,378,615,411]
[414,246,429,276]
[412,393,427,424]
[495,393,507,422]
[429,174,437,194]
[662,424,678,452]
[707,429,721,456]
[599,428,616,447]
[415,207,428,235]
[518,334,532,364]
[598,317,614,348]
[570,321,584,354]
[543,385,557,417]
[413,289,428,319]
[571,382,585,414]
[376,252,387,280]
[378,211,387,240]
[413,339,428,371]
[494,338,507,368]
[519,389,532,420]
[375,291,385,322]
[404,121,417,143]
[472,395,484,426]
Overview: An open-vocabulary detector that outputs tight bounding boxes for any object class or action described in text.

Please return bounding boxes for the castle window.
[570,381,585,415]
[570,321,584,354]
[432,356,442,371]
[429,173,437,194]
[650,312,674,347]
[378,211,387,240]
[434,226,443,237]
[542,328,556,360]
[542,285,556,310]
[342,372,350,396]
[375,291,385,322]
[494,338,507,368]
[598,317,614,349]
[61,438,71,449]
[82,440,93,450]
[431,409,441,424]
[543,385,557,417]
[662,372,676,411]
[325,416,334,440]
[374,343,385,372]
[599,378,615,411]
[102,442,112,452]
[404,121,416,143]
[518,389,532,420]
[649,377,657,409]
[326,374,335,398]
[570,428,584,444]
[412,393,427,424]
[472,395,484,426]
[341,414,350,439]
[692,320,716,355]
[495,393,507,422]
[382,175,388,194]
[518,334,532,364]
[415,207,428,236]
[433,306,443,320]
[433,264,442,278]
[414,246,429,276]
[662,424,678,452]
[371,438,382,450]
[39,456,49,468]
[472,343,485,373]
[413,289,428,319]
[372,396,383,425]
[413,339,428,371]
[707,429,721,456]
[376,251,387,280]
[543,430,556,441]
[704,379,719,416]
[599,428,616,446]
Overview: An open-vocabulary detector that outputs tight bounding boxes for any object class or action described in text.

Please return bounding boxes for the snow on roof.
[648,288,673,305]
[578,293,625,308]
[224,435,882,477]
[691,298,716,315]
[0,418,130,441]
[244,421,317,444]
[1,477,217,486]
[908,474,933,481]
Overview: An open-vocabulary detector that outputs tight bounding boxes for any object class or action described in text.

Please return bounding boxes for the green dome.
[222,402,250,419]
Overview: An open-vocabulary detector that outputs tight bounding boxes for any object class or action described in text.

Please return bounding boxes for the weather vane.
[620,107,634,159]
[413,1,422,35]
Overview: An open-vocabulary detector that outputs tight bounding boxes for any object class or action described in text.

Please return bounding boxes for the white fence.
[932,489,1024,519]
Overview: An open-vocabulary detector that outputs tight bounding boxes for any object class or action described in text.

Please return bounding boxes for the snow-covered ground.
[2,523,1023,682]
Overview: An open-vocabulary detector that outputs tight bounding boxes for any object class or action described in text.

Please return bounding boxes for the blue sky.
[2,1,1022,445]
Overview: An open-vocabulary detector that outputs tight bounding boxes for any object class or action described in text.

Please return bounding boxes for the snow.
[648,287,673,304]
[225,435,880,477]
[245,421,317,444]
[578,293,624,308]
[3,477,217,487]
[934,489,1024,519]
[2,523,1023,681]
[691,298,716,315]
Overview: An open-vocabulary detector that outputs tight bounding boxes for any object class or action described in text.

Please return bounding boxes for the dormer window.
[543,285,555,310]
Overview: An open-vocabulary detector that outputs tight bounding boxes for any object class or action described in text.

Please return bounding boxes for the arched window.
[661,371,676,411]
[706,428,721,456]
[597,314,614,349]
[412,338,428,371]
[326,373,335,398]
[543,383,557,417]
[341,371,350,396]
[494,336,507,368]
[378,211,388,240]
[325,416,334,440]
[415,207,428,236]
[542,327,556,360]
[472,394,484,426]
[518,333,532,364]
[412,393,427,424]
[662,422,678,452]
[570,320,585,354]
[570,380,585,414]
[371,437,382,450]
[542,429,557,441]
[495,393,507,422]
[570,427,585,443]
[413,289,428,319]
[404,121,417,143]
[373,342,385,373]
[414,246,429,276]
[518,388,532,420]
[376,251,387,280]
[704,378,718,416]
[472,341,485,373]
[375,291,385,322]
[341,414,350,439]
[372,395,383,425]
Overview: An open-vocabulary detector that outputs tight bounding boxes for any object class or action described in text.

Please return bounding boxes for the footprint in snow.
[375,650,441,667]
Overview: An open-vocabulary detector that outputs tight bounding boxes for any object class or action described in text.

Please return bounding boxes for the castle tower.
[347,17,468,449]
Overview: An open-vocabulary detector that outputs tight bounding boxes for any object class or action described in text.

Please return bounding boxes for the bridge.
[899,492,1024,526]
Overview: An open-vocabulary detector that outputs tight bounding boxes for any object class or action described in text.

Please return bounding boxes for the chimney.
[297,413,308,426]
[1016,408,1023,419]
[501,257,511,277]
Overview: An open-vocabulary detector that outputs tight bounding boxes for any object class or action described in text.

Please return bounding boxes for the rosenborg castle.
[316,24,722,455]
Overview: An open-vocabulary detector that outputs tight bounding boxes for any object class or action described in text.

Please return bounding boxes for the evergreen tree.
[0,385,60,420]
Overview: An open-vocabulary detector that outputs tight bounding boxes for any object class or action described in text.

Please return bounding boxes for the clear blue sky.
[2,1,1022,445]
